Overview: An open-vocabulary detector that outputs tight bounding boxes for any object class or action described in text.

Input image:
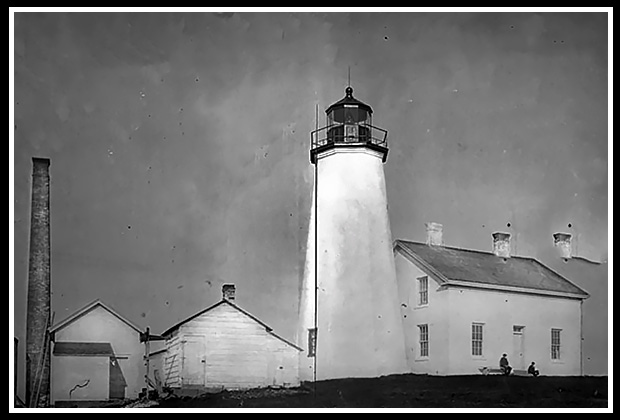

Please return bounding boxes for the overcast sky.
[12,12,609,358]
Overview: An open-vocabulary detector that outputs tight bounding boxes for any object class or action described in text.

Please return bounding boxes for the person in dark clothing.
[499,353,512,375]
[528,361,540,377]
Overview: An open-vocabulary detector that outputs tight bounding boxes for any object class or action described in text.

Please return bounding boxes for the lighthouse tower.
[298,86,407,381]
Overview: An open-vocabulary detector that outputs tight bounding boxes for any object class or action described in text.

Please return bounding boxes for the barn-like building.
[150,284,301,392]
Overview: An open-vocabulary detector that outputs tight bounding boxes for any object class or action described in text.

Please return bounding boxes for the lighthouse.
[298,86,408,381]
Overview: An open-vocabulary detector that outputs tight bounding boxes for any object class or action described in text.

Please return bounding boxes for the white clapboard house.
[149,284,301,392]
[394,223,590,376]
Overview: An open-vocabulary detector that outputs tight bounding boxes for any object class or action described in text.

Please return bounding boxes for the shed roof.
[49,299,142,335]
[53,341,114,357]
[160,299,303,351]
[394,240,589,299]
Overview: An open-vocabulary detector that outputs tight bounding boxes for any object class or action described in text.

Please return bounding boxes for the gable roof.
[161,299,303,352]
[53,341,114,357]
[394,240,589,299]
[49,299,143,335]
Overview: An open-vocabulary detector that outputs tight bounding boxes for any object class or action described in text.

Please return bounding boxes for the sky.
[11,11,609,386]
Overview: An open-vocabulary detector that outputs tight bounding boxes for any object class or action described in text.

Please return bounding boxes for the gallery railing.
[310,123,388,152]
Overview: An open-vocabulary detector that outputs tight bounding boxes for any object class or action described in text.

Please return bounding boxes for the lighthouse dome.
[325,86,373,116]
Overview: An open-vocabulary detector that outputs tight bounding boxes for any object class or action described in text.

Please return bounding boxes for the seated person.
[528,361,540,377]
[499,353,512,375]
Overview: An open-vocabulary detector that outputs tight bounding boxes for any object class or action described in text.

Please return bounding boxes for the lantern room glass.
[326,105,372,144]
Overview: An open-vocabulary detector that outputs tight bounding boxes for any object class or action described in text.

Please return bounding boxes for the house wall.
[395,252,451,375]
[164,303,300,390]
[445,287,582,376]
[52,306,144,402]
[51,356,109,402]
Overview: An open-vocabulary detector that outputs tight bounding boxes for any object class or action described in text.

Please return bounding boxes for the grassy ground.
[153,374,608,408]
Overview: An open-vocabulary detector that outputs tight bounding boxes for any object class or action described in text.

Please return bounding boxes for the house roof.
[160,299,303,352]
[49,299,143,335]
[394,240,589,299]
[148,348,167,358]
[53,341,114,357]
[545,256,608,297]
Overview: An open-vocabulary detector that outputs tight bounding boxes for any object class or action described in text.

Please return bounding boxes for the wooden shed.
[49,300,144,406]
[152,284,301,391]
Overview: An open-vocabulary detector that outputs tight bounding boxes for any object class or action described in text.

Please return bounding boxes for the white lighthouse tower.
[298,86,407,381]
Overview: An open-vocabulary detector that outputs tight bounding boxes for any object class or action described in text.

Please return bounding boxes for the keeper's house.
[394,223,589,376]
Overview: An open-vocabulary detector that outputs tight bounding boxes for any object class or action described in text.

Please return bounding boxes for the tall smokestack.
[26,157,51,407]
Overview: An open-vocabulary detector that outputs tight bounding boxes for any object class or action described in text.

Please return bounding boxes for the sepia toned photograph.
[10,8,611,412]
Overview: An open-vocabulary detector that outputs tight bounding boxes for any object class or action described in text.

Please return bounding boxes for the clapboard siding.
[163,301,299,389]
[162,331,181,387]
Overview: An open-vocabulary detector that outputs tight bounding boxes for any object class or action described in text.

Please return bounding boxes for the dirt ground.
[151,374,608,408]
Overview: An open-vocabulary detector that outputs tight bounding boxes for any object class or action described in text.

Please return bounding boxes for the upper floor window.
[418,276,428,306]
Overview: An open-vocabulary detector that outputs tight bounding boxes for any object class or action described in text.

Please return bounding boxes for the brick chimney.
[492,232,511,258]
[26,157,51,407]
[553,232,572,260]
[425,222,443,246]
[222,284,236,301]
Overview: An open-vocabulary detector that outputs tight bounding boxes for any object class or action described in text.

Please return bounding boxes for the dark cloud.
[12,13,608,382]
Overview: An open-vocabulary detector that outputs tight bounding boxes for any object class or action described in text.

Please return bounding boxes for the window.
[551,329,561,360]
[472,323,484,356]
[307,328,317,358]
[418,276,429,306]
[513,325,525,335]
[419,324,429,358]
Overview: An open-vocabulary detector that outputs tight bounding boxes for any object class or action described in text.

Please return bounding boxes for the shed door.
[182,335,206,386]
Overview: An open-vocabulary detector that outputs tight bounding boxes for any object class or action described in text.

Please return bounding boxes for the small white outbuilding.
[151,284,301,391]
[49,300,144,406]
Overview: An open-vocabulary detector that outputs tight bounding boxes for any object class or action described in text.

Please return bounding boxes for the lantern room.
[310,86,388,164]
[326,86,373,143]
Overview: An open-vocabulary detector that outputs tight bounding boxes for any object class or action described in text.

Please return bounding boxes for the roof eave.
[49,299,143,335]
[267,331,304,352]
[161,300,227,337]
[326,101,373,115]
[393,240,451,285]
[529,258,591,297]
[444,279,589,300]
[160,300,303,351]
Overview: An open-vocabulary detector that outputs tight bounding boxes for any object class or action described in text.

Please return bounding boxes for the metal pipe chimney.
[26,157,51,408]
